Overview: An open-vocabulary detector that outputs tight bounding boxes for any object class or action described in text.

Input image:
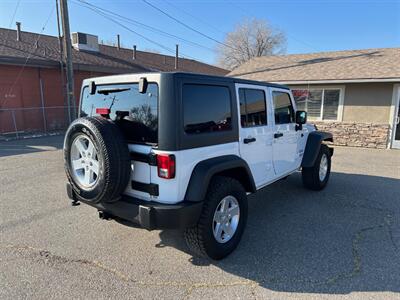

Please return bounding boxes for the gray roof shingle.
[228,48,400,83]
[0,28,228,76]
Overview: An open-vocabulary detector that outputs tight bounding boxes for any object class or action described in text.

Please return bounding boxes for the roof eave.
[272,78,400,85]
[0,56,153,73]
[0,56,59,68]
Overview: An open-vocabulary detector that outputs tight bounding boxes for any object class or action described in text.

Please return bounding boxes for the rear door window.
[80,83,158,144]
[183,84,232,134]
[239,88,267,127]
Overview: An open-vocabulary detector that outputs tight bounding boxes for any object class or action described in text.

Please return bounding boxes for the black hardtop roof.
[86,71,289,90]
[169,72,289,89]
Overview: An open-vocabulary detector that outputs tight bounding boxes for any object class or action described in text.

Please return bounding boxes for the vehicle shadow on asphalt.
[157,172,400,294]
[0,135,64,157]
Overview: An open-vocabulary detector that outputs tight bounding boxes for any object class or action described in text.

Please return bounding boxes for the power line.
[72,0,197,59]
[7,0,21,28]
[74,0,215,53]
[2,6,56,108]
[0,0,21,53]
[141,0,236,51]
[163,0,226,36]
[229,1,374,60]
[226,1,325,54]
[75,2,177,54]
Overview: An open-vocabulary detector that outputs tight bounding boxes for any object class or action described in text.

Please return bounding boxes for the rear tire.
[302,144,331,190]
[184,176,248,260]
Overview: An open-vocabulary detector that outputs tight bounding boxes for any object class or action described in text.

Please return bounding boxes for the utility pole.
[175,44,179,70]
[55,0,68,124]
[59,0,75,121]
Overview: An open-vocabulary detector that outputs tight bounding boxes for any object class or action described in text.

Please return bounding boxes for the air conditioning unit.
[71,32,99,52]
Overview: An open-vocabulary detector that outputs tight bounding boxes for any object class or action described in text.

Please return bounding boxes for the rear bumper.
[66,183,203,230]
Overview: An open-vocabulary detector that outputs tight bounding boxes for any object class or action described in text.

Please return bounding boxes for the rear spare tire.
[64,116,131,203]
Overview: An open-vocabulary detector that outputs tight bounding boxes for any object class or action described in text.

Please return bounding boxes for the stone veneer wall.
[312,121,390,149]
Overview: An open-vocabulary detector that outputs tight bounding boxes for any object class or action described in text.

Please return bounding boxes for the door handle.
[243,137,256,144]
[274,133,283,138]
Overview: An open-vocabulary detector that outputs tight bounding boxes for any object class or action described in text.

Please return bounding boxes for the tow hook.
[98,211,112,220]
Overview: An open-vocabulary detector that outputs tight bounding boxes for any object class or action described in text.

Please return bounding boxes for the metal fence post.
[39,78,48,133]
[11,110,19,139]
[0,106,70,139]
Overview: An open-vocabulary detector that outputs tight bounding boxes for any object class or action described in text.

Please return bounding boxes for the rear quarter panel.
[150,142,240,204]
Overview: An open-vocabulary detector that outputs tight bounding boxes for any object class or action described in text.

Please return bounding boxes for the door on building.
[392,87,400,149]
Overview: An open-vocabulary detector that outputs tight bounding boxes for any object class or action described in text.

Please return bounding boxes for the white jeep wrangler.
[64,72,333,260]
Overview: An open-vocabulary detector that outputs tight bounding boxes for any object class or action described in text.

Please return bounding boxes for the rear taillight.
[157,154,175,179]
[96,108,110,117]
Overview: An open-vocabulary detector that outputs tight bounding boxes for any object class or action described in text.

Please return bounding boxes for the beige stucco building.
[229,48,400,149]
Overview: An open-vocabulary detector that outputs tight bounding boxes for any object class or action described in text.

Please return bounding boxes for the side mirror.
[138,77,148,94]
[296,110,307,124]
[295,110,307,131]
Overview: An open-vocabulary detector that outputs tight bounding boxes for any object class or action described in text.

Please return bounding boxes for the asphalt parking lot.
[0,135,399,299]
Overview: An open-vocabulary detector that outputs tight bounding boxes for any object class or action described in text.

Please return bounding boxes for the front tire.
[302,144,331,190]
[184,176,248,260]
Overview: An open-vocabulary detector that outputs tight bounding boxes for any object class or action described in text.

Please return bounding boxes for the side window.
[272,91,295,124]
[239,88,267,127]
[183,84,232,134]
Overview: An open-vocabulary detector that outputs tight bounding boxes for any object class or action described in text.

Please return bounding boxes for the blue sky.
[0,0,399,65]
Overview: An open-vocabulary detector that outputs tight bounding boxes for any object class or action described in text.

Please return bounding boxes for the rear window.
[182,84,232,134]
[80,83,158,144]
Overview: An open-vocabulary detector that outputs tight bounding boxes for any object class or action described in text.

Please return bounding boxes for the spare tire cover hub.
[70,134,100,189]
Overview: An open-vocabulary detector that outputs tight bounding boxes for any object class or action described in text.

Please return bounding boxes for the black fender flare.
[184,155,256,202]
[301,131,333,168]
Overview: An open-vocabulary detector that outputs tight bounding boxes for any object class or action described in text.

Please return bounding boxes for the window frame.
[235,83,272,129]
[271,89,296,125]
[291,85,345,122]
[79,81,159,146]
[177,76,239,150]
[182,83,233,135]
[238,87,268,128]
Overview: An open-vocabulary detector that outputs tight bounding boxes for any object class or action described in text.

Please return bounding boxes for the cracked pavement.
[0,136,399,299]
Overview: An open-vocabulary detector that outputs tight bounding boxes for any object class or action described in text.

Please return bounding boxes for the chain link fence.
[0,106,75,140]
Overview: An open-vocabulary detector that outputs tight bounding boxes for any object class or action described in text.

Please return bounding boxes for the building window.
[183,84,232,134]
[239,88,267,127]
[292,88,341,121]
